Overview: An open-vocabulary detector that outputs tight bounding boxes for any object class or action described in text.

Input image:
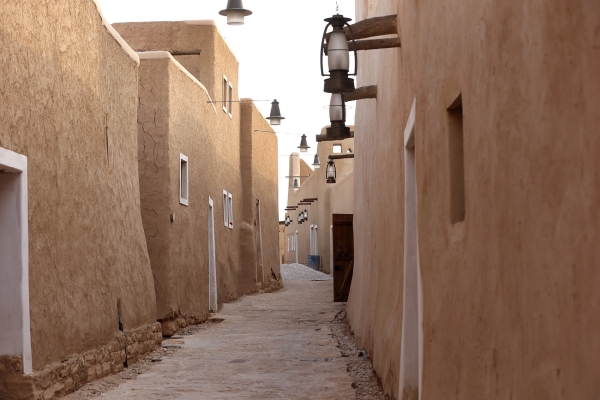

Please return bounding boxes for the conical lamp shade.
[219,0,252,25]
[266,99,285,125]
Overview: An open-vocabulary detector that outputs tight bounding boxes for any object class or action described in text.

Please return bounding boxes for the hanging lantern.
[325,93,352,141]
[219,0,252,25]
[313,154,321,168]
[304,209,309,220]
[298,213,303,224]
[266,99,285,126]
[326,159,336,184]
[293,178,300,191]
[298,134,310,153]
[320,14,357,94]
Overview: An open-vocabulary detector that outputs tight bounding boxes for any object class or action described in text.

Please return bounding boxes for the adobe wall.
[113,21,239,103]
[239,101,281,293]
[134,50,246,335]
[347,0,600,398]
[0,0,158,397]
[284,134,354,273]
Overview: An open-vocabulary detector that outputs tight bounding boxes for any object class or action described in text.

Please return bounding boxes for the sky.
[97,0,356,220]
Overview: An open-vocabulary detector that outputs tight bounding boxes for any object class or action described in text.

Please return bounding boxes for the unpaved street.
[99,281,355,399]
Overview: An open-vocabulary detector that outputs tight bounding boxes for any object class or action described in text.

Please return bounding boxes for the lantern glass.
[329,93,344,122]
[326,160,336,183]
[227,10,245,25]
[270,119,281,126]
[328,30,350,72]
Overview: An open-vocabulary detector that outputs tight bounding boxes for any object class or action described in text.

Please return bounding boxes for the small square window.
[332,144,342,154]
[223,190,229,227]
[228,83,233,117]
[179,154,189,206]
[222,75,229,114]
[228,193,233,229]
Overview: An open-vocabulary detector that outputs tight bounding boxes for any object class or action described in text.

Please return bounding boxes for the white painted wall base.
[0,147,31,374]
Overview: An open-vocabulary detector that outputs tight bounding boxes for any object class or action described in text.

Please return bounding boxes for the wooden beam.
[349,37,401,51]
[329,154,355,160]
[344,85,377,102]
[327,15,397,41]
[170,51,202,56]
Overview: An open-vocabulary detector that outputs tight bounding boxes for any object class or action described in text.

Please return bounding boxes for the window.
[222,190,233,229]
[447,94,465,223]
[332,144,342,154]
[223,190,229,227]
[222,75,229,114]
[228,193,233,229]
[222,75,234,118]
[179,154,188,206]
[227,82,233,117]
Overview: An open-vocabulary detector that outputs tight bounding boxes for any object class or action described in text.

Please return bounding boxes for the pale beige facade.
[284,130,354,273]
[345,0,600,399]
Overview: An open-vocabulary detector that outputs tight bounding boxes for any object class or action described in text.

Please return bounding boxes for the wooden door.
[332,214,354,302]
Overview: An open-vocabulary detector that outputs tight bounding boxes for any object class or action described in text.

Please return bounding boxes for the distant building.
[284,129,354,297]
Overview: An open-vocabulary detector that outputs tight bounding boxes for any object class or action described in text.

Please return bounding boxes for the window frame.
[228,193,233,229]
[222,75,229,114]
[179,154,189,206]
[332,144,342,154]
[223,190,229,227]
[227,82,233,118]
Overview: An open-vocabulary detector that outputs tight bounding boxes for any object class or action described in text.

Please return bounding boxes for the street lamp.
[321,14,357,94]
[298,134,310,153]
[325,93,351,140]
[266,99,285,126]
[326,159,336,184]
[219,0,252,25]
[313,154,321,168]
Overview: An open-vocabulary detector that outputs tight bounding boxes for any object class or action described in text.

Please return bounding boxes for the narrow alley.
[86,279,355,399]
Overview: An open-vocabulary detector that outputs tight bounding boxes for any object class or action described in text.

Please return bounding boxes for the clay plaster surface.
[100,281,355,399]
[0,0,157,372]
[347,0,600,398]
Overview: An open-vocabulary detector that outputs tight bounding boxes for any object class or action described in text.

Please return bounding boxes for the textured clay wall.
[239,101,281,292]
[135,51,245,335]
[0,0,158,396]
[347,0,600,398]
[113,21,238,103]
[284,135,354,273]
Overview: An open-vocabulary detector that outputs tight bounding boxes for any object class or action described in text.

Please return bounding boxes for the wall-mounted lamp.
[313,154,321,168]
[326,159,336,184]
[293,178,300,191]
[298,134,310,153]
[304,209,309,220]
[266,99,285,126]
[321,14,357,94]
[219,0,252,25]
[298,213,303,224]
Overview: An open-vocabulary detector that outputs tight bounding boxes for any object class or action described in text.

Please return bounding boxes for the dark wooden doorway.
[332,214,354,302]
